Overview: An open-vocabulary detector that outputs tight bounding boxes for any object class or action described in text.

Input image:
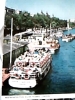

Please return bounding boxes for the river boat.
[55,30,63,38]
[9,48,52,88]
[28,34,60,54]
[62,34,74,42]
[46,38,60,54]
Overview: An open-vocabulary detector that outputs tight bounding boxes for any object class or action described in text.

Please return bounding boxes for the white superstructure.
[9,48,52,88]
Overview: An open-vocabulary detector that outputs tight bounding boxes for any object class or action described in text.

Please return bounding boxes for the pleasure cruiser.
[9,48,52,88]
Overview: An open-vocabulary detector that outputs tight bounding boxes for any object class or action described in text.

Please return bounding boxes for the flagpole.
[9,18,13,70]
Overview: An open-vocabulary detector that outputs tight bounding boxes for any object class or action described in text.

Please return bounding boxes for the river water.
[2,28,75,95]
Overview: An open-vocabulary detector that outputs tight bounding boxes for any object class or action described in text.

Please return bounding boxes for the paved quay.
[2,68,10,86]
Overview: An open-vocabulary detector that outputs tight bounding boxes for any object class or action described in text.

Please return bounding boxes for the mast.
[9,18,13,70]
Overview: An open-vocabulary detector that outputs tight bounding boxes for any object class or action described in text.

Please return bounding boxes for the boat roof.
[14,31,33,36]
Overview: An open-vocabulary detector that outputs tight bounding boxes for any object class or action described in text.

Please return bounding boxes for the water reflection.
[8,88,35,95]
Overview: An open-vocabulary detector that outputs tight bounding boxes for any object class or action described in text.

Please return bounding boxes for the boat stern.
[9,78,37,88]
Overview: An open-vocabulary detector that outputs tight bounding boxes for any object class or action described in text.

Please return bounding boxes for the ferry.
[9,48,52,88]
[62,34,74,42]
[27,34,60,54]
[46,38,60,54]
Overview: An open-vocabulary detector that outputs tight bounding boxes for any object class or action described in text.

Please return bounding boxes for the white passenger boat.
[62,34,74,42]
[9,48,52,88]
[55,30,63,38]
[46,38,60,54]
[62,37,71,42]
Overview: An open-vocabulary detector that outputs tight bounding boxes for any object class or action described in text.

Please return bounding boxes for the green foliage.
[69,22,75,28]
[5,10,73,32]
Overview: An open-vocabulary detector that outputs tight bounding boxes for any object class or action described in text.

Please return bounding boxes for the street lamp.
[50,22,51,36]
[40,26,42,33]
[9,18,13,70]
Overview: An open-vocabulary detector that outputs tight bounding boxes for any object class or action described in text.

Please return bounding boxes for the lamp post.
[40,26,43,42]
[50,22,51,36]
[40,26,42,33]
[50,14,54,37]
[9,18,13,70]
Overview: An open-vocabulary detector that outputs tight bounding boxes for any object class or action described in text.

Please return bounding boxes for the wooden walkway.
[2,68,10,86]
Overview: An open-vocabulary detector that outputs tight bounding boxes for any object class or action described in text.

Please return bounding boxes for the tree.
[5,9,68,36]
[5,14,11,28]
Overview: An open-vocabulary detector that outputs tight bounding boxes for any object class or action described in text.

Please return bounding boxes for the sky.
[5,0,75,20]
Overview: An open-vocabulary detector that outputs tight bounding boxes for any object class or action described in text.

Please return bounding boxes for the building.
[70,19,75,23]
[5,6,22,15]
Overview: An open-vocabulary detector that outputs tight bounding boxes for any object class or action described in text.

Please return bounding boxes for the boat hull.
[9,78,37,88]
[62,38,70,42]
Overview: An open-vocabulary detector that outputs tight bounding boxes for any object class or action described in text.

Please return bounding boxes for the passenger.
[22,62,25,67]
[20,65,24,71]
[13,65,18,71]
[19,55,22,60]
[20,54,25,59]
[26,59,30,66]
[17,68,22,78]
